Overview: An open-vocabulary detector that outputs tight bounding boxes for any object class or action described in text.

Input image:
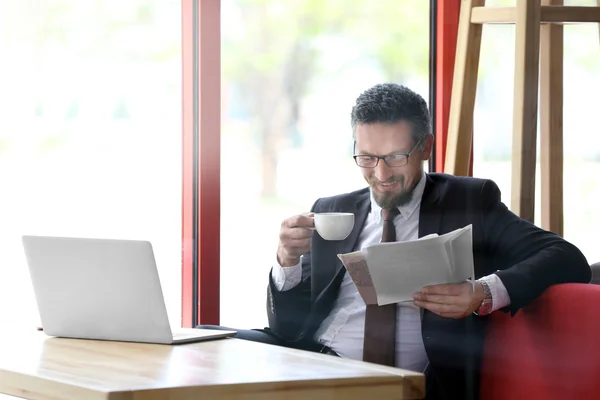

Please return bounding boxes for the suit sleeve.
[480,179,591,315]
[265,199,320,341]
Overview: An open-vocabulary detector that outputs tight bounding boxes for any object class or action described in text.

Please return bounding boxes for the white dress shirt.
[271,173,511,371]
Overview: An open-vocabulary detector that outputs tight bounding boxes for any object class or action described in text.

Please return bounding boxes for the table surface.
[0,331,425,400]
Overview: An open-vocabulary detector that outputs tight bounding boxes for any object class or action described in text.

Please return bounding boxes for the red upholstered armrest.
[480,283,600,400]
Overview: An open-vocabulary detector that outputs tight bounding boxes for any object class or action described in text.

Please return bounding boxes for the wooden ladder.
[444,0,600,236]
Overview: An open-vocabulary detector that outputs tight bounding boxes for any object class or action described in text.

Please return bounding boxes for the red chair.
[481,283,600,400]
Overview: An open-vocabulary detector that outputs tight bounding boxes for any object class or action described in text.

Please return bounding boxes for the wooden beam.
[471,6,515,24]
[543,5,600,23]
[471,6,600,24]
[511,0,541,222]
[540,0,564,236]
[444,0,485,176]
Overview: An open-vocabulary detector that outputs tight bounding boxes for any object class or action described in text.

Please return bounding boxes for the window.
[220,0,431,328]
[0,0,182,328]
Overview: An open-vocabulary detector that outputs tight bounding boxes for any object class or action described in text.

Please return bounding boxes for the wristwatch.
[474,279,493,316]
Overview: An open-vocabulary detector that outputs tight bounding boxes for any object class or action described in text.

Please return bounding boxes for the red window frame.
[181,0,221,328]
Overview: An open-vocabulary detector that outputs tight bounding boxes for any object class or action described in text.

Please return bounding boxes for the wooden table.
[0,331,424,399]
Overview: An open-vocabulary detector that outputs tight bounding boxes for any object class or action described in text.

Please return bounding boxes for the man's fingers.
[281,228,313,241]
[277,213,317,262]
[413,301,463,318]
[287,214,315,229]
[283,238,311,249]
[419,283,463,296]
[412,293,464,306]
[280,237,311,256]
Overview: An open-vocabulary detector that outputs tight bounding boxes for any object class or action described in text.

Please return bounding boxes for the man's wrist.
[474,279,493,316]
[277,248,300,268]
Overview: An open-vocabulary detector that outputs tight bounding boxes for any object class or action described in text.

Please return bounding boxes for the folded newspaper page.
[337,250,378,305]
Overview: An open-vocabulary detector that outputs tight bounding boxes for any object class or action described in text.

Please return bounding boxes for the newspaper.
[338,225,474,305]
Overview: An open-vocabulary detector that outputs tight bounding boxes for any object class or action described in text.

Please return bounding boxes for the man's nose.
[374,160,394,182]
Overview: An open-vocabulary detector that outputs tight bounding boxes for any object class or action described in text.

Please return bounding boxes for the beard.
[368,175,417,209]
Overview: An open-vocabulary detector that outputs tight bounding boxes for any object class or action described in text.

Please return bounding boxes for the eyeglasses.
[353,140,421,168]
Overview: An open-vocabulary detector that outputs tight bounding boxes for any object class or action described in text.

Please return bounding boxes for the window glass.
[0,0,182,328]
[220,0,430,328]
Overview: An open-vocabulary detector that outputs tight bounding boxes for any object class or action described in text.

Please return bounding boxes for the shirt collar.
[370,171,427,223]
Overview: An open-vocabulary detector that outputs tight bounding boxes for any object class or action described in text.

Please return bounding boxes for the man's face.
[354,121,433,209]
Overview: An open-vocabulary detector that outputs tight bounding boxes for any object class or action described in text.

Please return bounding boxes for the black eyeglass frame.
[353,140,422,168]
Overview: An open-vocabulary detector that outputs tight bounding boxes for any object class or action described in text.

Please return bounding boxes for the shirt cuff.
[271,255,302,292]
[479,273,511,312]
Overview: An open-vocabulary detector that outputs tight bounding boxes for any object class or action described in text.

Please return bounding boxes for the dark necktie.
[362,207,400,366]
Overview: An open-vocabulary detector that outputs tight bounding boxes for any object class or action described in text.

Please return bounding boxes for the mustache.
[370,176,404,185]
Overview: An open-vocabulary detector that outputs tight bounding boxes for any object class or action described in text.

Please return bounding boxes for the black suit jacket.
[266,173,591,399]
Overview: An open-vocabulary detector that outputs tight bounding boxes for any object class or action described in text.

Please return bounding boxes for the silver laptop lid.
[22,235,174,343]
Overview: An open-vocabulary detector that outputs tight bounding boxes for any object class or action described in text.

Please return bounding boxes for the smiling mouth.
[377,181,398,190]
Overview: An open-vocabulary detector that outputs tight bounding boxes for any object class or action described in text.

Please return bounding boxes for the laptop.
[21,235,236,344]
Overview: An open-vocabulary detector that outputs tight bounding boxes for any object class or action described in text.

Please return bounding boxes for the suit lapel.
[418,174,442,238]
[418,174,442,323]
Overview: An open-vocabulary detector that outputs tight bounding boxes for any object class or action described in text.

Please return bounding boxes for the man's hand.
[277,213,315,267]
[412,281,484,319]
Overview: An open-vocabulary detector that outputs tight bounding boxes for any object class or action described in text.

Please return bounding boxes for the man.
[202,83,591,399]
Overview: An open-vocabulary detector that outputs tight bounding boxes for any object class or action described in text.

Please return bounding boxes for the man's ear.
[421,134,434,161]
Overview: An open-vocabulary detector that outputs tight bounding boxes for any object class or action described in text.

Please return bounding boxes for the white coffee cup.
[313,212,355,241]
